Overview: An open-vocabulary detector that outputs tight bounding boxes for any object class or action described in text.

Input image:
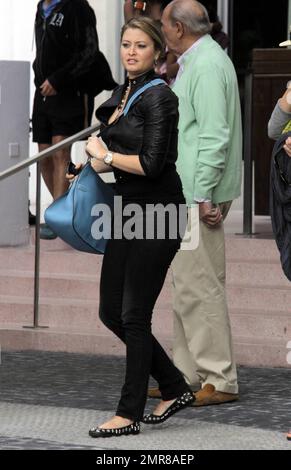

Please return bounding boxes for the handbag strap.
[123,78,166,116]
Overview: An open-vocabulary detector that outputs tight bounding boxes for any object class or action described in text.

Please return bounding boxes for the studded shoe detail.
[89,421,140,438]
[142,391,194,424]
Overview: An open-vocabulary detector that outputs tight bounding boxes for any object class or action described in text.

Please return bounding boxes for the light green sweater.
[172,35,242,205]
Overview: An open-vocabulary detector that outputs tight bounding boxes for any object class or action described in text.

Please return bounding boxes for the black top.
[96,70,185,205]
[33,0,98,92]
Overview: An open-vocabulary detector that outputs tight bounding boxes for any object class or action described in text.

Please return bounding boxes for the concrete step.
[29,230,73,251]
[1,233,290,367]
[1,232,282,266]
[0,263,174,301]
[233,335,290,368]
[0,326,128,356]
[226,260,290,287]
[0,293,174,332]
[0,248,103,275]
[0,234,285,288]
[6,274,291,314]
[227,284,291,312]
[1,237,284,286]
[0,269,101,300]
[225,237,280,262]
[2,247,287,287]
[0,295,101,330]
[0,326,289,367]
[229,309,291,341]
[1,260,288,309]
[1,292,290,342]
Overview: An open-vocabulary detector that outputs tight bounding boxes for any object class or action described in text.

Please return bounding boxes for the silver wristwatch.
[103,151,113,166]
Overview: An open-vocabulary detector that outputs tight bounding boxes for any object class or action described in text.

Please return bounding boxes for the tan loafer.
[193,384,239,407]
[148,384,200,399]
[147,387,162,399]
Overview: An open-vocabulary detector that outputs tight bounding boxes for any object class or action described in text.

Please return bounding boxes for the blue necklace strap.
[123,78,166,116]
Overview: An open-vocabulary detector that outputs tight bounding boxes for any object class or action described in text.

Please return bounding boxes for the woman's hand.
[65,163,83,181]
[86,136,107,160]
[283,136,291,157]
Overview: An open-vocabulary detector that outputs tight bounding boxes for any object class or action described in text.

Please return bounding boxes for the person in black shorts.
[32,0,99,239]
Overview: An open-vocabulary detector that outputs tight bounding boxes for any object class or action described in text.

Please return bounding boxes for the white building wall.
[0,0,122,215]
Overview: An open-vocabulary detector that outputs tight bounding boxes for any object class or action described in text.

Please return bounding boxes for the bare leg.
[39,143,54,197]
[150,398,177,416]
[97,416,133,430]
[51,135,71,200]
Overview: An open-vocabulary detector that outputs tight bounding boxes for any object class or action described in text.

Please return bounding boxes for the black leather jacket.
[96,70,184,204]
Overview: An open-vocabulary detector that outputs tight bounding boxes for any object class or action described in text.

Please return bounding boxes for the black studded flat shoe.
[89,421,140,438]
[142,391,194,424]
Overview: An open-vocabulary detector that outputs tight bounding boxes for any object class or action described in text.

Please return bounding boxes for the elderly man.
[154,0,242,406]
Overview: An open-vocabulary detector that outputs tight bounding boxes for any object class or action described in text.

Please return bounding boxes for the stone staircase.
[224,237,291,367]
[0,232,290,367]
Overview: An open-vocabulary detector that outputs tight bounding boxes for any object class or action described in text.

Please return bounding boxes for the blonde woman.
[72,18,194,439]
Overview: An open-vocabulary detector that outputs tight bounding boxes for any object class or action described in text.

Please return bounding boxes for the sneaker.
[40,224,57,240]
[193,384,239,407]
[29,210,36,226]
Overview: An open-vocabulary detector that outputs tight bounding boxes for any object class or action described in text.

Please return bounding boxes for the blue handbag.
[44,78,166,254]
[45,162,115,254]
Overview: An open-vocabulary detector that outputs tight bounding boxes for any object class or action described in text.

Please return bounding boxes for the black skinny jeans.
[99,228,190,422]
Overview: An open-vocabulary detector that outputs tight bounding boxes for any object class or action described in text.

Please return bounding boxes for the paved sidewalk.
[0,351,290,450]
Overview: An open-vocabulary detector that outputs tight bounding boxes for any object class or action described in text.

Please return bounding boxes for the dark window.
[200,0,218,23]
[232,0,288,73]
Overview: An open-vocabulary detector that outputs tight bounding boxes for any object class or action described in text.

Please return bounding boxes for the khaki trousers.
[172,202,238,394]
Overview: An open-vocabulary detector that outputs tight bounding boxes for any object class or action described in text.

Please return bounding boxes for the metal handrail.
[0,122,101,329]
[0,123,101,182]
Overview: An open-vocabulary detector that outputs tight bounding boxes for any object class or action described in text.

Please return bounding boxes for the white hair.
[169,0,211,35]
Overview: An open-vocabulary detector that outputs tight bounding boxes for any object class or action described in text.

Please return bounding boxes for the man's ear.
[176,21,184,39]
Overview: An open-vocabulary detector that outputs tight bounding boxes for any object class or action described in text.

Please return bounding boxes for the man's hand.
[199,201,223,228]
[283,136,291,157]
[40,79,57,97]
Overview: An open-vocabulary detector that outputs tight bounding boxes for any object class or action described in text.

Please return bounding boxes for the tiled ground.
[0,436,97,450]
[0,351,290,450]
